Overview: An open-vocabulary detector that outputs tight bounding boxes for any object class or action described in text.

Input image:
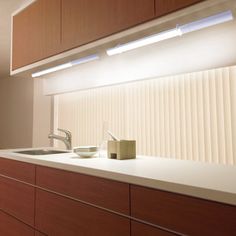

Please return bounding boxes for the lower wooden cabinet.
[1,157,236,236]
[131,185,236,236]
[0,157,35,184]
[35,230,47,236]
[36,166,130,215]
[35,189,130,236]
[0,210,34,236]
[131,221,175,236]
[0,176,35,226]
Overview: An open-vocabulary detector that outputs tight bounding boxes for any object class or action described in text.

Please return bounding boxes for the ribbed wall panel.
[56,66,236,165]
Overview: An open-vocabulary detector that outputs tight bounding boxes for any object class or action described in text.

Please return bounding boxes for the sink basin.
[14,149,69,155]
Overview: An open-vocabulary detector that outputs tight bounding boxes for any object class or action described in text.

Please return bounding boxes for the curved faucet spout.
[48,128,72,150]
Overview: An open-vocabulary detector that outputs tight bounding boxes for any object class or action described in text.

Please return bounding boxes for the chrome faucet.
[48,128,72,150]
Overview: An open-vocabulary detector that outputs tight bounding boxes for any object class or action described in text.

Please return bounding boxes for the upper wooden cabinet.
[12,0,205,71]
[61,0,155,51]
[12,0,61,70]
[155,0,204,17]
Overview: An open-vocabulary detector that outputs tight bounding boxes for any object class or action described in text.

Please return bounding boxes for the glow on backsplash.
[54,65,236,165]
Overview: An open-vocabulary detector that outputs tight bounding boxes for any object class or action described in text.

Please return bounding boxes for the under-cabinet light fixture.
[107,28,182,56]
[31,54,99,78]
[106,10,233,56]
[179,10,233,34]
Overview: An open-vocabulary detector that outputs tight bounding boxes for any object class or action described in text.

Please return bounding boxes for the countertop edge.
[0,152,235,206]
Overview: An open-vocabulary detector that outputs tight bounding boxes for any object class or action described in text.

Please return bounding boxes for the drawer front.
[0,210,34,236]
[0,176,35,226]
[131,221,176,236]
[35,189,130,236]
[0,158,35,184]
[35,230,47,236]
[36,166,130,214]
[131,185,236,236]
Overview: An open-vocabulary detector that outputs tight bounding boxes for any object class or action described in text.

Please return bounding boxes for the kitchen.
[0,0,236,235]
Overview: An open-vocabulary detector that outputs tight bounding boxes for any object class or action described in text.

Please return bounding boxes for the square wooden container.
[107,140,136,160]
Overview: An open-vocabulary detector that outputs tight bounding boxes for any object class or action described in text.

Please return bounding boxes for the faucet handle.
[58,128,72,139]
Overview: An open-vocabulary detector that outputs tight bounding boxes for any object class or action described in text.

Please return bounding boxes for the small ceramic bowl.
[73,146,98,158]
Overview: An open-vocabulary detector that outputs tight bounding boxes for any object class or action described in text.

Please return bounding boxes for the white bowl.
[73,146,98,158]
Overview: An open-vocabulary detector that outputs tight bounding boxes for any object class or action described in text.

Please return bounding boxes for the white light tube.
[31,63,72,78]
[106,28,182,56]
[106,10,233,56]
[179,10,233,34]
[32,54,99,78]
[70,54,100,66]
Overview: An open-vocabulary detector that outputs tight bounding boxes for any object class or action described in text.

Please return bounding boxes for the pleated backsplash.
[55,65,236,165]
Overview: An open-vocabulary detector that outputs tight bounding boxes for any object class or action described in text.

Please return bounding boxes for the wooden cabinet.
[12,0,61,70]
[0,157,35,184]
[0,158,35,226]
[0,176,35,226]
[35,167,130,235]
[131,221,175,236]
[0,210,34,236]
[155,0,204,17]
[12,0,205,70]
[61,0,155,51]
[36,166,130,214]
[131,185,236,236]
[2,156,235,236]
[35,189,130,236]
[35,230,46,236]
[12,0,155,70]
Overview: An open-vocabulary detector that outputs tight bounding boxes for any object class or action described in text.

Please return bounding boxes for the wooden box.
[108,140,136,160]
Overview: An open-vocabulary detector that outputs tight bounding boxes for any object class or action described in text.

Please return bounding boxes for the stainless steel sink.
[14,149,69,155]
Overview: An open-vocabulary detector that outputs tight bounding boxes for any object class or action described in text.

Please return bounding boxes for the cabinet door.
[131,221,175,236]
[155,0,204,17]
[0,210,34,236]
[131,185,236,236]
[12,0,61,70]
[0,157,35,184]
[61,0,155,51]
[36,166,129,214]
[35,231,46,236]
[0,176,35,226]
[35,189,130,236]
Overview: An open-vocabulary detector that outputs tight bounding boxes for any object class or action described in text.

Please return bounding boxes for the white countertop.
[0,148,236,206]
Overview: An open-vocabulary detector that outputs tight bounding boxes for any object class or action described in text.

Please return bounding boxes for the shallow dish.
[73,146,98,158]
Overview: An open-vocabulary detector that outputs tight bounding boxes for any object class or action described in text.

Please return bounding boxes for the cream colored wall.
[32,78,52,147]
[0,77,52,149]
[0,77,34,149]
[56,65,236,165]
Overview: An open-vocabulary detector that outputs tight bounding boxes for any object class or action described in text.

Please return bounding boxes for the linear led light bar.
[106,10,233,56]
[179,10,233,34]
[107,28,182,56]
[31,54,99,78]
